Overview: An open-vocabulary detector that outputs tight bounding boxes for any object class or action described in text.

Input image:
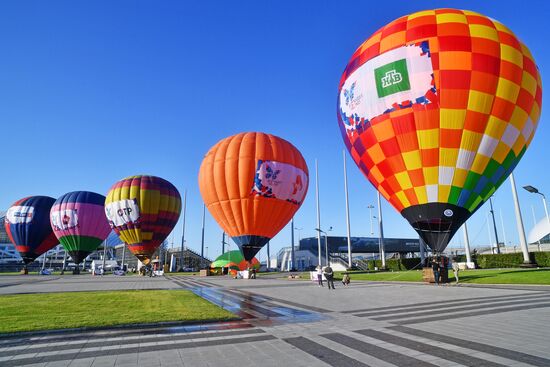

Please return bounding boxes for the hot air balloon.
[199,132,309,261]
[4,196,58,272]
[105,175,181,265]
[210,250,260,275]
[50,191,111,273]
[337,8,542,253]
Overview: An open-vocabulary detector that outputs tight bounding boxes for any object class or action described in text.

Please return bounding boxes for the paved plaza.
[0,274,549,366]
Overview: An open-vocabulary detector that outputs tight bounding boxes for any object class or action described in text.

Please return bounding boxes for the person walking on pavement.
[431,258,440,286]
[323,265,335,290]
[316,266,323,287]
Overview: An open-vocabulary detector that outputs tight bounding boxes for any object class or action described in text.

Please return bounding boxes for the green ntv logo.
[374,59,411,98]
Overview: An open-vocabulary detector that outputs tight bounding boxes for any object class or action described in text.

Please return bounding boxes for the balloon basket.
[73,267,80,275]
[20,268,28,275]
[422,267,435,283]
[422,267,450,283]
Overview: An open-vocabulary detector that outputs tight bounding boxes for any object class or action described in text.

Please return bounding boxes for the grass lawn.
[334,268,550,285]
[0,290,237,334]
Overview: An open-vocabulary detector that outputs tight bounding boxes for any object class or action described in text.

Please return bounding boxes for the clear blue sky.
[0,0,547,260]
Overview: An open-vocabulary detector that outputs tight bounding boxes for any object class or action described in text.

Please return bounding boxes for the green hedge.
[364,253,550,270]
[474,253,525,268]
[468,252,550,268]
[368,258,422,271]
[358,252,550,271]
[534,252,550,267]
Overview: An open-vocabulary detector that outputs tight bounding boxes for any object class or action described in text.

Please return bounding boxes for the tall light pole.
[488,197,501,254]
[367,205,375,235]
[343,150,352,269]
[266,241,270,270]
[315,227,332,266]
[462,222,472,264]
[510,173,532,265]
[102,240,107,275]
[377,192,386,268]
[530,206,542,250]
[291,217,295,271]
[315,159,322,268]
[486,213,494,253]
[121,244,126,271]
[179,189,187,271]
[294,227,303,243]
[499,210,509,248]
[200,203,206,259]
[61,250,67,274]
[523,185,550,238]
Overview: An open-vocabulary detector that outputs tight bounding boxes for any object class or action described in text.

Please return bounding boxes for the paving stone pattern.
[0,274,549,366]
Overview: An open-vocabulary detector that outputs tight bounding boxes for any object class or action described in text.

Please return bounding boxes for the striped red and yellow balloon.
[337,9,542,252]
[105,175,181,264]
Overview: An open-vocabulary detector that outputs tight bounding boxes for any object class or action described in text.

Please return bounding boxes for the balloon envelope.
[4,196,58,264]
[105,175,181,265]
[337,8,542,252]
[50,191,111,264]
[199,132,309,261]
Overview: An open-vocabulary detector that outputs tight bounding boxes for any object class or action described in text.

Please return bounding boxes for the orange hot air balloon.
[199,132,309,261]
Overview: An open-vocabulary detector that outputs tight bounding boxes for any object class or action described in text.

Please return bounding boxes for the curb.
[0,317,243,339]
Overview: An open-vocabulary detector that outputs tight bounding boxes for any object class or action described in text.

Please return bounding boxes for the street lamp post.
[315,227,332,266]
[315,159,322,268]
[201,203,206,259]
[462,222,472,265]
[294,227,303,243]
[489,197,501,254]
[510,173,532,265]
[377,192,386,269]
[523,185,550,241]
[179,189,187,271]
[343,150,352,269]
[291,217,295,271]
[266,241,270,271]
[367,205,374,235]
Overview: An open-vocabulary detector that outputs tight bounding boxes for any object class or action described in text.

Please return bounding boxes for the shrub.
[475,253,526,268]
[534,252,550,267]
[369,258,422,271]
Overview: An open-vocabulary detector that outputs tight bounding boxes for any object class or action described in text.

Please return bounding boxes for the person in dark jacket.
[431,258,440,285]
[323,266,335,290]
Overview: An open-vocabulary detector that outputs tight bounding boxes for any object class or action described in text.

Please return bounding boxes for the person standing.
[431,258,440,286]
[316,266,323,287]
[452,259,459,284]
[324,265,335,290]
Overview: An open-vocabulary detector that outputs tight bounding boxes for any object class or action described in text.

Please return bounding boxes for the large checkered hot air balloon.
[199,132,309,261]
[50,191,111,271]
[105,175,181,265]
[4,196,58,269]
[337,8,542,253]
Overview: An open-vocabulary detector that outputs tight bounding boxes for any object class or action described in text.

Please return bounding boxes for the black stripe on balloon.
[231,235,270,261]
[400,203,471,253]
